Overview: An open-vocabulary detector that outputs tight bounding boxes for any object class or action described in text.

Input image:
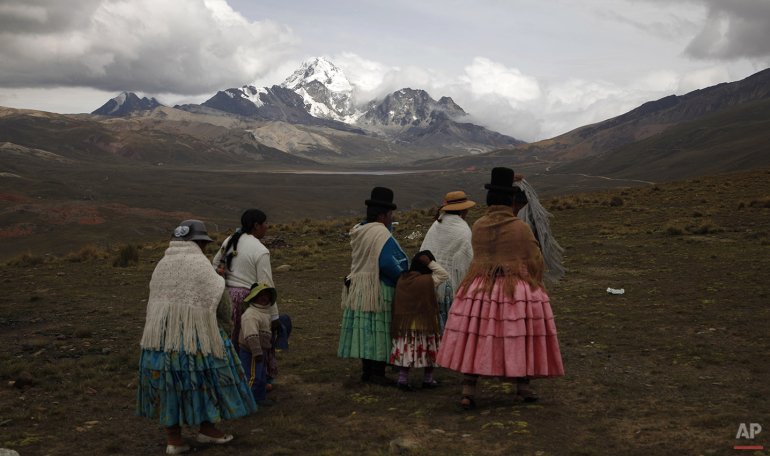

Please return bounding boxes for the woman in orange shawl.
[435,167,564,409]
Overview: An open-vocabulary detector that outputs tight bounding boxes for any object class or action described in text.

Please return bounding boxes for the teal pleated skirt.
[136,327,258,426]
[337,283,393,362]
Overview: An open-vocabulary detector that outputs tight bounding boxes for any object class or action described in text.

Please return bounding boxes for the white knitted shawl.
[420,213,474,291]
[140,241,226,358]
[341,222,392,313]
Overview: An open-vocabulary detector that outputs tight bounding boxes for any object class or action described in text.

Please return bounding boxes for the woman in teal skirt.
[338,187,408,385]
[137,220,258,454]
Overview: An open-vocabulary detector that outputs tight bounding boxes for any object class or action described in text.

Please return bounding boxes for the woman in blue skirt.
[136,220,258,454]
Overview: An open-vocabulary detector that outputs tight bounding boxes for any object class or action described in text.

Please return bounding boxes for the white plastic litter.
[606,288,625,295]
[405,231,422,240]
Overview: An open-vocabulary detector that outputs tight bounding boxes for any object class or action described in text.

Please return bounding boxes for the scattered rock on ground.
[429,429,445,434]
[13,372,33,389]
[275,265,291,272]
[389,436,421,454]
[0,449,21,456]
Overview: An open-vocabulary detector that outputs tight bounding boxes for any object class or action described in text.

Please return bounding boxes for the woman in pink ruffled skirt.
[436,167,564,409]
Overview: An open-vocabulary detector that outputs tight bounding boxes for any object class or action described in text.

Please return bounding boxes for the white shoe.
[196,432,234,444]
[165,443,190,454]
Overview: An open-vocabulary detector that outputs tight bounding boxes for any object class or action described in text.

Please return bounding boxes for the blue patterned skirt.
[136,328,258,426]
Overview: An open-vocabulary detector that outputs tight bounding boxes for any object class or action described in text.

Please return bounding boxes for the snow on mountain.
[282,57,353,93]
[281,57,362,123]
[224,86,268,107]
[109,92,128,114]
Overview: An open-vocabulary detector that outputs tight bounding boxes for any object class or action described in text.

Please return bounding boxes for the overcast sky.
[0,0,768,141]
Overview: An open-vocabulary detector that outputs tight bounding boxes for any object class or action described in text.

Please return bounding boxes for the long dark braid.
[221,209,266,271]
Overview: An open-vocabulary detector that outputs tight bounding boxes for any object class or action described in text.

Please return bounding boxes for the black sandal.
[461,396,476,410]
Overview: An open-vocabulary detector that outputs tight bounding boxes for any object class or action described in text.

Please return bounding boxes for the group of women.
[135,166,565,453]
[337,167,565,410]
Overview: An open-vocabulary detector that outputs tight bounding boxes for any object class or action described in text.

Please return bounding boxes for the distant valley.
[1,59,770,260]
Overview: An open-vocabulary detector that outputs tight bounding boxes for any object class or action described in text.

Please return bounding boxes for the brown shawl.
[391,271,441,338]
[457,205,545,298]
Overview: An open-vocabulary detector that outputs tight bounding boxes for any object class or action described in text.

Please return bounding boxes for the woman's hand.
[419,255,431,266]
[271,320,280,331]
[254,355,264,363]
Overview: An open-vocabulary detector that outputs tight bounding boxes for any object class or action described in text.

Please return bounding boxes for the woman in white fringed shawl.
[419,191,476,326]
[136,220,257,455]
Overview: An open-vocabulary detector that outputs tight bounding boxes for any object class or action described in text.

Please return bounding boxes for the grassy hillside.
[1,167,768,455]
[551,99,770,182]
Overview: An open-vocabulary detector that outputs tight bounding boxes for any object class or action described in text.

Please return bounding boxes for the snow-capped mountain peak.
[278,57,360,123]
[281,57,353,93]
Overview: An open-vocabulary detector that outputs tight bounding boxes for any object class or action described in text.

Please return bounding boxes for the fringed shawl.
[140,241,226,358]
[458,205,545,298]
[515,179,566,283]
[341,222,393,313]
[391,272,441,338]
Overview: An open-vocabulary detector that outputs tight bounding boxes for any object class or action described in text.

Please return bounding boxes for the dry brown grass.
[1,167,769,455]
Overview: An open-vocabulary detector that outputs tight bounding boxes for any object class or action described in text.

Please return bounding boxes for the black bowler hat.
[365,187,397,210]
[484,167,518,193]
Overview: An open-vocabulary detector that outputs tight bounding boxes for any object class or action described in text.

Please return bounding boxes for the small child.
[390,250,449,391]
[238,282,277,407]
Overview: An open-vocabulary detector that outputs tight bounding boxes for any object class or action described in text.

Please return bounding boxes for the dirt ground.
[0,167,768,455]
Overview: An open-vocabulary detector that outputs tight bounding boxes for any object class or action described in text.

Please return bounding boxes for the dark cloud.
[684,0,770,60]
[0,0,101,34]
[0,0,299,95]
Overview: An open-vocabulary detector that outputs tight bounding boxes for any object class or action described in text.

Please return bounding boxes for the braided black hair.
[221,209,266,271]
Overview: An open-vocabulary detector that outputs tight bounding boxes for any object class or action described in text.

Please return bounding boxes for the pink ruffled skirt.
[436,277,564,379]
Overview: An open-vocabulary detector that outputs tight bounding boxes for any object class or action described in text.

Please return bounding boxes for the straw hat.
[440,191,476,211]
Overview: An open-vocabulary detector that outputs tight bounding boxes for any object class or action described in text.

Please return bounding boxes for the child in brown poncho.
[389,250,449,391]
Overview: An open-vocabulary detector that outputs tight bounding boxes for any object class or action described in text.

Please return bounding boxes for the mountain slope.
[0,106,316,167]
[358,88,524,154]
[491,67,770,162]
[550,98,770,182]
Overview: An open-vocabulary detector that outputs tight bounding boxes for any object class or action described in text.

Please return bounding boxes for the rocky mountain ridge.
[92,92,161,117]
[92,57,524,156]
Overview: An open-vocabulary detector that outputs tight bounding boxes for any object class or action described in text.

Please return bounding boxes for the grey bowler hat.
[172,220,213,242]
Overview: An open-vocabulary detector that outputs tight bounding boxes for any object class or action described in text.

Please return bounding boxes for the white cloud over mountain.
[0,0,299,94]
